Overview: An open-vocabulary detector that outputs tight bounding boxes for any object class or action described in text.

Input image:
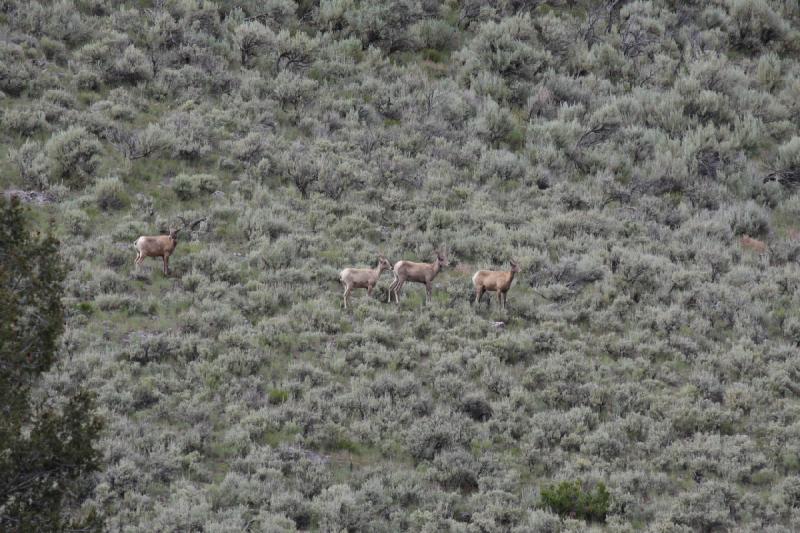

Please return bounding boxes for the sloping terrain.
[3,0,800,530]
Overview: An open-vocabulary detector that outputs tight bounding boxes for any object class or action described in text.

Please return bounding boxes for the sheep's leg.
[496,291,502,308]
[135,252,142,267]
[388,277,399,303]
[163,255,170,275]
[425,281,432,304]
[474,287,483,305]
[391,277,402,303]
[367,284,374,297]
[343,286,351,309]
[395,280,405,303]
[501,291,507,310]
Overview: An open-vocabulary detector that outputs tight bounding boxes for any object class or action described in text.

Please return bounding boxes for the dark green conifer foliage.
[0,196,102,531]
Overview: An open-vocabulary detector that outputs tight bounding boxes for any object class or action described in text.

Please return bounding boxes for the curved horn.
[189,217,206,230]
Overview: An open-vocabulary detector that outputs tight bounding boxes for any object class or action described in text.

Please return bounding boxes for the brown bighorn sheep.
[388,250,449,304]
[740,234,768,254]
[134,216,205,275]
[339,255,393,309]
[472,259,521,310]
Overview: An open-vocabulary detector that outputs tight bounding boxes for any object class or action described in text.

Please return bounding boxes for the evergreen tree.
[0,196,102,531]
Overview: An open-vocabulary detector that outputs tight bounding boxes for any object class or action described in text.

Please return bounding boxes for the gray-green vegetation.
[2,0,800,529]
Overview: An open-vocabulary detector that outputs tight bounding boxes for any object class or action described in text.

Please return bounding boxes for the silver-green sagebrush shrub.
[164,110,213,160]
[0,42,34,96]
[2,107,48,135]
[406,409,471,463]
[727,0,790,53]
[94,176,128,211]
[10,139,50,190]
[172,173,220,200]
[44,126,103,188]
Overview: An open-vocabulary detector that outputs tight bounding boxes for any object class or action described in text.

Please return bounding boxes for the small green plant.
[75,301,94,315]
[540,480,610,523]
[268,389,289,405]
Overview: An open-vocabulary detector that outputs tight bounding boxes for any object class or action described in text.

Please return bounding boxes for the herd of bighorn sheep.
[134,218,778,310]
[340,251,521,310]
[135,229,519,309]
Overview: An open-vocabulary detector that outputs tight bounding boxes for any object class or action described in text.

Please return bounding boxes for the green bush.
[94,176,129,211]
[540,480,610,523]
[11,139,49,190]
[268,388,289,405]
[44,126,103,188]
[63,208,90,237]
[172,173,220,201]
[2,107,48,136]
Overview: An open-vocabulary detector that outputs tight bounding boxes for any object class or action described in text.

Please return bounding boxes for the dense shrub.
[540,480,611,523]
[45,127,103,188]
[172,173,220,200]
[94,176,129,210]
[11,140,50,190]
[2,107,48,135]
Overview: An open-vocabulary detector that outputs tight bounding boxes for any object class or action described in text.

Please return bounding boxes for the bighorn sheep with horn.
[134,216,205,275]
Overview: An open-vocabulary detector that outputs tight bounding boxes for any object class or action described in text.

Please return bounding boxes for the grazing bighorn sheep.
[388,250,449,304]
[134,216,205,275]
[472,259,521,310]
[339,255,393,309]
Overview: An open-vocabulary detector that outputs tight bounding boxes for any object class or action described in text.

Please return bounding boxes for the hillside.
[3,0,800,530]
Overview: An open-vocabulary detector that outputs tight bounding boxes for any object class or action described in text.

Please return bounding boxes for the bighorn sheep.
[134,216,205,275]
[740,234,768,254]
[339,255,393,309]
[472,259,521,310]
[388,250,449,304]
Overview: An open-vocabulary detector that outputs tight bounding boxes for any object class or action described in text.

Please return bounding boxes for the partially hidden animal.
[388,250,449,304]
[472,259,521,309]
[740,234,768,254]
[134,216,205,275]
[339,255,393,309]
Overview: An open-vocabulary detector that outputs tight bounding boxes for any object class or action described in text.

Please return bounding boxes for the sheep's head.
[510,259,521,273]
[169,228,180,240]
[378,255,393,271]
